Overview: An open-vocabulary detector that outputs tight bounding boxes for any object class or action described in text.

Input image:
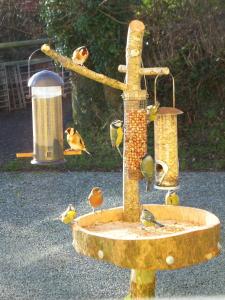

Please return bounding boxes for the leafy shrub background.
[37,1,225,170]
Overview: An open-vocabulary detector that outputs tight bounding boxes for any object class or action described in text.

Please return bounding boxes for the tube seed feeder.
[154,75,183,190]
[28,70,65,165]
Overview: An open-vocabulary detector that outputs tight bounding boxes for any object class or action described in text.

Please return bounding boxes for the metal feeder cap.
[28,70,64,87]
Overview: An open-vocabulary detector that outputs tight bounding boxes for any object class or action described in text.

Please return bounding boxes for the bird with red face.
[65,127,91,155]
[72,46,89,66]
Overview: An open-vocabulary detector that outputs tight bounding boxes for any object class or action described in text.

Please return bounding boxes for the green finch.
[58,204,77,224]
[140,208,164,228]
[165,191,180,205]
[140,154,154,192]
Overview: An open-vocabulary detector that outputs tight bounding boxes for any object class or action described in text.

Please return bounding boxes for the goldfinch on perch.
[140,208,164,228]
[110,120,123,158]
[165,190,180,205]
[88,187,104,212]
[147,100,160,122]
[140,154,154,192]
[72,46,89,66]
[58,204,77,224]
[65,127,91,155]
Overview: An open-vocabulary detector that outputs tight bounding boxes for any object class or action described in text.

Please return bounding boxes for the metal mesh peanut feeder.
[123,95,147,180]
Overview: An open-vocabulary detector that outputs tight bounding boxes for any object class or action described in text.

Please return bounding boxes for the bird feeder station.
[41,20,221,299]
[28,70,65,165]
[154,75,183,190]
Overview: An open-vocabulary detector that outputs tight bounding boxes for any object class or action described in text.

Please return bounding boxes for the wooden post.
[122,20,147,222]
[129,270,156,299]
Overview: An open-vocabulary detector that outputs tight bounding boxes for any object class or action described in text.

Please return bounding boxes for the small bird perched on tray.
[110,120,123,158]
[58,204,77,224]
[165,190,180,206]
[140,154,154,192]
[88,187,104,213]
[72,46,89,66]
[140,208,164,228]
[65,127,91,155]
[146,100,160,123]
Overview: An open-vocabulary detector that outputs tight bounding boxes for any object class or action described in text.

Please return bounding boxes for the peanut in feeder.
[153,74,183,190]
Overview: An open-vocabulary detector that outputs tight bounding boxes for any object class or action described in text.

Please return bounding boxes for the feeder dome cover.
[28,70,64,87]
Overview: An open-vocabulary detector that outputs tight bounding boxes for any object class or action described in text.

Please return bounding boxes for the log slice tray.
[72,204,220,270]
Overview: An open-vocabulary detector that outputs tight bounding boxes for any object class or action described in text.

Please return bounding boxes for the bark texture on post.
[123,20,147,222]
[129,269,156,299]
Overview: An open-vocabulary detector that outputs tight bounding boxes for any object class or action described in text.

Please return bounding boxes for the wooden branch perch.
[41,44,127,91]
[118,65,170,76]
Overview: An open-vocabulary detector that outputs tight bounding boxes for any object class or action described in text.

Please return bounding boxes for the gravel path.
[0,171,224,299]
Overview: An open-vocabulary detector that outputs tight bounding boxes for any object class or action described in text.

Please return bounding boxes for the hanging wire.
[141,58,148,96]
[154,72,176,107]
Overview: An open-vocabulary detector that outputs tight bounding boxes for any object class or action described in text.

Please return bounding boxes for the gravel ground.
[0,171,224,300]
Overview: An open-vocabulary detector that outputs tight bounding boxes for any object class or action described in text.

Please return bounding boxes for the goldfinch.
[72,46,89,66]
[65,127,91,155]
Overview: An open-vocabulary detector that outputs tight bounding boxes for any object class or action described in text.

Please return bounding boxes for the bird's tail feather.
[154,220,164,227]
[84,149,91,156]
[146,181,152,192]
[116,146,123,158]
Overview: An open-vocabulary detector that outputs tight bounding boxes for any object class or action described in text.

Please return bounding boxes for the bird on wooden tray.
[140,208,164,229]
[65,127,91,155]
[140,154,154,192]
[165,190,180,206]
[57,204,77,225]
[146,100,160,123]
[72,46,89,66]
[110,119,123,158]
[88,187,104,213]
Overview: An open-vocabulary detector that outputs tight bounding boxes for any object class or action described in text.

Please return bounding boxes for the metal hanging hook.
[154,73,176,107]
[27,48,64,98]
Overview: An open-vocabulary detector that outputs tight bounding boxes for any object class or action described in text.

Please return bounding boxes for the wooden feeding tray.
[72,204,221,271]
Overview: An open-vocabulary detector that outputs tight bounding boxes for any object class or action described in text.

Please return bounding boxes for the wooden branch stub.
[118,65,170,76]
[41,44,127,91]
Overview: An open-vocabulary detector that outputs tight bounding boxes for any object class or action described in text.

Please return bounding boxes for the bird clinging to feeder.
[65,127,91,155]
[72,46,89,66]
[88,187,104,213]
[140,154,154,192]
[147,100,160,123]
[110,120,123,158]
